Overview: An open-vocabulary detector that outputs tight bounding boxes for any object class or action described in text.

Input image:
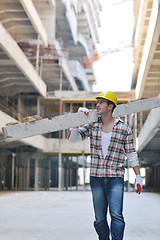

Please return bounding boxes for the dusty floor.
[0,190,159,240]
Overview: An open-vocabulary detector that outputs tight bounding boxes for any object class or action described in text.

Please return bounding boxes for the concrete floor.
[0,191,160,240]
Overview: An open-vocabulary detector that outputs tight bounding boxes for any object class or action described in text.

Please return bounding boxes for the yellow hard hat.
[95,91,117,107]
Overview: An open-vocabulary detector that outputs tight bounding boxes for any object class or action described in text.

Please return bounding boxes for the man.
[68,91,142,240]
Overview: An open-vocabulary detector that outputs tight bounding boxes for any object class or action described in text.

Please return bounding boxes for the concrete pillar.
[70,103,73,113]
[66,156,69,191]
[76,156,78,190]
[83,99,86,108]
[158,166,160,188]
[37,97,41,116]
[59,99,63,139]
[15,151,18,190]
[48,158,51,189]
[62,103,66,139]
[26,155,30,190]
[11,153,16,190]
[58,152,62,191]
[83,153,85,191]
[18,95,24,120]
[34,152,39,191]
[69,157,72,190]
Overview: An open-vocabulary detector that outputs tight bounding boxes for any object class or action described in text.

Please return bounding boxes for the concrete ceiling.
[133,0,160,99]
[0,0,40,42]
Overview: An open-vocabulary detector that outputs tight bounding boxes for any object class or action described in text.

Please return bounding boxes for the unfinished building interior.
[0,0,160,192]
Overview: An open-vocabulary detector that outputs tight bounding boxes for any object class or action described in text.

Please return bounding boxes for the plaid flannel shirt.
[78,118,137,178]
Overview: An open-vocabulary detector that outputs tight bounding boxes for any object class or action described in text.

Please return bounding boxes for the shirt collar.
[114,117,124,125]
[98,116,124,125]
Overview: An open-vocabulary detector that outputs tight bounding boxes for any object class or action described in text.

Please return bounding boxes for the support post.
[26,154,30,190]
[83,153,85,191]
[11,153,16,190]
[76,156,78,191]
[34,152,39,191]
[58,152,62,191]
[37,97,41,116]
[70,157,72,190]
[18,94,24,120]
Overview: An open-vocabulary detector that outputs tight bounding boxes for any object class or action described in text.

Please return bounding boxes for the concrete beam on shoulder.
[2,95,160,141]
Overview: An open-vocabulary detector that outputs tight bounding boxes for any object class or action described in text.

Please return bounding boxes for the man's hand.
[68,128,82,142]
[78,107,89,114]
[134,175,143,194]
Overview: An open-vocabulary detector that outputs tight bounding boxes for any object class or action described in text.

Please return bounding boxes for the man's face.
[96,99,110,115]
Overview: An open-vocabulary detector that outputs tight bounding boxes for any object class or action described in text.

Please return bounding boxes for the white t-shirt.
[101,132,112,159]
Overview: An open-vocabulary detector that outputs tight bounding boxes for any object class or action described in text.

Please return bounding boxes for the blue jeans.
[90,176,125,240]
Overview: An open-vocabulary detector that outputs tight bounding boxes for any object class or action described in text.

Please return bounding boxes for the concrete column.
[76,156,78,190]
[15,152,18,190]
[48,158,51,189]
[83,99,86,108]
[83,153,85,191]
[70,103,73,113]
[11,153,16,190]
[59,99,63,139]
[69,157,72,190]
[66,156,69,191]
[58,152,62,191]
[158,166,160,188]
[34,152,39,191]
[26,155,30,190]
[18,95,24,120]
[62,103,66,139]
[37,97,41,116]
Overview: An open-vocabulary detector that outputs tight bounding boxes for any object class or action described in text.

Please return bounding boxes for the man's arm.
[68,128,82,142]
[126,152,143,194]
[68,107,90,143]
[133,165,140,175]
[132,164,142,194]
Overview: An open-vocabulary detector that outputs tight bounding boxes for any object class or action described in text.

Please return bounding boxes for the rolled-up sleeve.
[79,123,92,140]
[124,128,135,153]
[126,152,139,167]
[124,128,139,167]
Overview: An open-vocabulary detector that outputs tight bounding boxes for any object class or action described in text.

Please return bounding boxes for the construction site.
[0,0,160,239]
